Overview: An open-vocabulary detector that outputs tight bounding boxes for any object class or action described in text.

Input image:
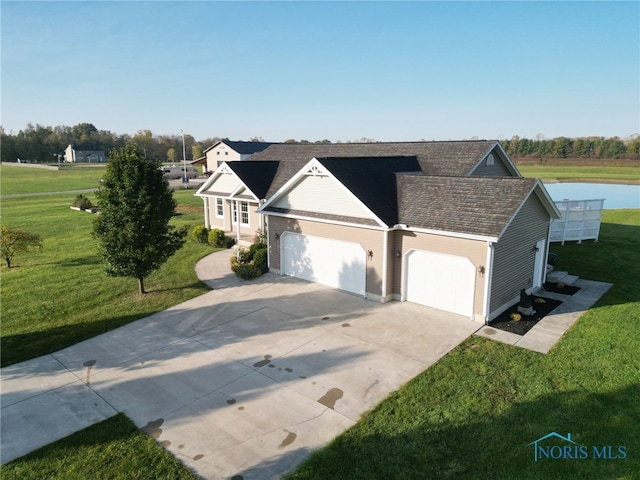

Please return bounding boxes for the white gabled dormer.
[258,157,386,227]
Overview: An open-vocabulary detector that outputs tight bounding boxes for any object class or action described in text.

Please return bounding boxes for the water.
[543,183,640,210]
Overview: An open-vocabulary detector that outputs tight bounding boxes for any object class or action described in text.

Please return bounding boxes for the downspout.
[203,197,210,229]
[544,222,553,284]
[381,228,389,302]
[482,241,495,324]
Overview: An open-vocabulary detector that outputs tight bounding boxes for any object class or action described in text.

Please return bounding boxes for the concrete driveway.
[1,250,480,479]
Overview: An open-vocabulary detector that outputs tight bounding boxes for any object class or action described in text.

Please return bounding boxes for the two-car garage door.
[281,233,366,296]
[280,235,475,316]
[405,250,476,318]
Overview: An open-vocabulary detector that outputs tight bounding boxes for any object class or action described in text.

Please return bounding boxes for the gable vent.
[305,165,327,176]
[487,154,495,166]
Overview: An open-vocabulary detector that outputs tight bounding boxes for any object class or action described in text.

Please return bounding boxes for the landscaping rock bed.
[489,296,563,336]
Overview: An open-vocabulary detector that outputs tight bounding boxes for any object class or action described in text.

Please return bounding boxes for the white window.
[232,202,250,226]
[216,198,224,218]
[241,202,249,226]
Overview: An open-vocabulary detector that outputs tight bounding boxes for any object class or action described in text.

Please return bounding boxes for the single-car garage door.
[405,250,475,318]
[281,233,366,296]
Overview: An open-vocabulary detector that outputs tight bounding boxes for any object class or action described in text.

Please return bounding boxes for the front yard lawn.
[0,189,215,367]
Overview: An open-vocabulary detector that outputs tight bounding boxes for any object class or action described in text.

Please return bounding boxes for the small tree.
[1,226,43,268]
[93,143,188,294]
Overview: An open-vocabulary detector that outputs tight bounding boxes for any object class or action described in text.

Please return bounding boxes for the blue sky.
[2,1,638,142]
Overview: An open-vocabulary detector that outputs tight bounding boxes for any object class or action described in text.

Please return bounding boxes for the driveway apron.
[1,250,480,478]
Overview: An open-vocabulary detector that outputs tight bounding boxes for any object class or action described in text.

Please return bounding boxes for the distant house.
[64,144,106,163]
[196,140,561,323]
[192,140,276,173]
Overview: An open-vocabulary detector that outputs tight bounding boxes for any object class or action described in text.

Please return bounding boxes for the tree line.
[500,135,639,159]
[1,123,638,163]
[0,123,222,164]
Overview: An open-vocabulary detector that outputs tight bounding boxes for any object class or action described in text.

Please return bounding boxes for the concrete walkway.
[0,250,480,479]
[475,279,612,353]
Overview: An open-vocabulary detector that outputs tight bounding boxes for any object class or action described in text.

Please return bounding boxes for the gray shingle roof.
[397,175,539,238]
[226,161,279,200]
[204,140,276,155]
[249,140,497,197]
[317,156,421,226]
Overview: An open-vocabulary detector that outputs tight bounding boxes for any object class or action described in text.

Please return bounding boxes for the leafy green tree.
[1,226,43,268]
[627,137,640,158]
[93,143,187,294]
[192,144,203,159]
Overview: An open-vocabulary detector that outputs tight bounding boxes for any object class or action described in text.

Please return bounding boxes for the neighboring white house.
[64,144,106,163]
[194,140,276,173]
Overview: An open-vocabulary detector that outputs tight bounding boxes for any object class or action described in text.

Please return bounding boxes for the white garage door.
[281,233,366,296]
[405,250,476,317]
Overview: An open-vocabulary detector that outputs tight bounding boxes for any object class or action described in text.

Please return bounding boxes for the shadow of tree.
[284,384,640,479]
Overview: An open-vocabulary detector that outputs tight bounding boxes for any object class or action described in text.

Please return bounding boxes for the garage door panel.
[405,250,475,318]
[282,233,366,296]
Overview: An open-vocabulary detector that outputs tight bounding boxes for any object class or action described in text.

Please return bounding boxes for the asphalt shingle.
[397,175,539,237]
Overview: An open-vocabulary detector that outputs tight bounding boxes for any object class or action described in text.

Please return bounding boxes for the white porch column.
[235,200,240,245]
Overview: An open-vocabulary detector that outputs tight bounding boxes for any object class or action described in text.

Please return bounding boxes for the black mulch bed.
[543,282,581,295]
[489,296,564,336]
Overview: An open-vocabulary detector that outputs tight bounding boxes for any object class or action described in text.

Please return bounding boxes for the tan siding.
[224,200,260,236]
[273,175,373,219]
[268,216,385,296]
[390,232,487,315]
[490,195,550,317]
[207,197,226,230]
[204,172,241,194]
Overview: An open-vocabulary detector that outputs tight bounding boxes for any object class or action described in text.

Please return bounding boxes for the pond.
[543,182,640,210]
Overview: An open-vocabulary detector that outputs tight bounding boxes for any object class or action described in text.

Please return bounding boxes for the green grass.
[518,165,640,183]
[0,188,213,367]
[0,164,107,195]
[286,209,640,479]
[1,413,196,480]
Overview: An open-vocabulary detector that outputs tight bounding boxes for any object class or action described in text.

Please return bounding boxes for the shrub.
[249,241,265,259]
[236,247,251,264]
[231,261,263,280]
[72,194,93,210]
[224,236,236,248]
[230,241,268,279]
[191,225,209,244]
[207,228,230,248]
[253,247,268,273]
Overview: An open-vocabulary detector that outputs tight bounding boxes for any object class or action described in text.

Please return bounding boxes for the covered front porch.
[223,230,255,247]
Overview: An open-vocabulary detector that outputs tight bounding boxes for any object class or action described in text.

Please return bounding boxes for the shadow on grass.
[57,255,102,267]
[2,413,195,480]
[145,282,207,294]
[285,384,640,479]
[1,312,157,368]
